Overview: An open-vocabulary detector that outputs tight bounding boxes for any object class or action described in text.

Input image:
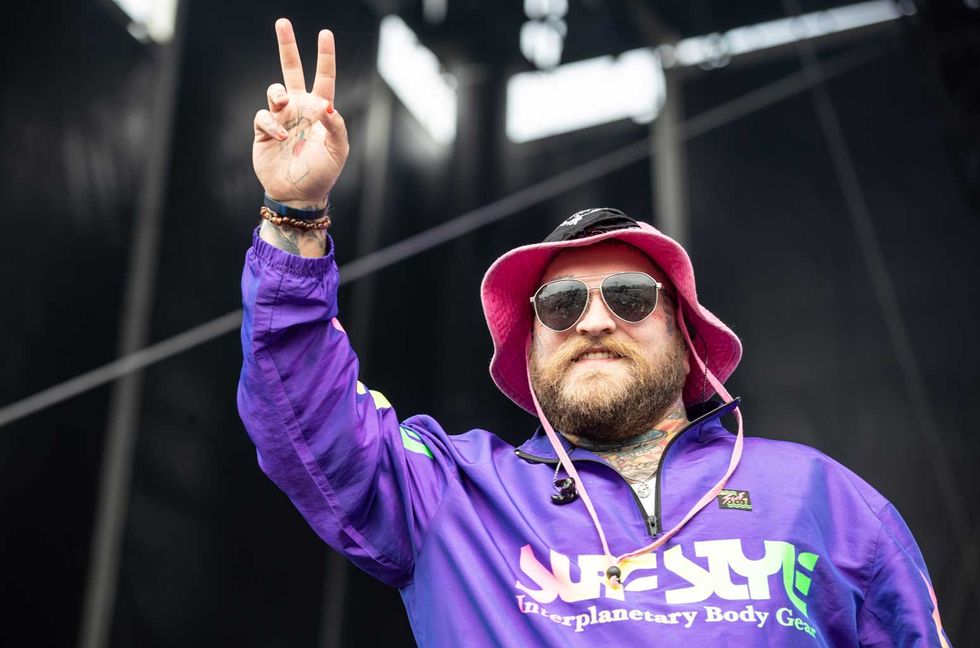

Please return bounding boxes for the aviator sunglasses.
[530,271,665,332]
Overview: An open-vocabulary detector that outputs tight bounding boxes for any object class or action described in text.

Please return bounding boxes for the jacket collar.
[515,398,741,462]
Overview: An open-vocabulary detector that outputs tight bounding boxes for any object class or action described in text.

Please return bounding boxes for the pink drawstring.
[527,302,744,576]
[527,365,617,564]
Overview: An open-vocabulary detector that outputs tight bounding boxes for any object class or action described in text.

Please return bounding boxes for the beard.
[529,333,688,444]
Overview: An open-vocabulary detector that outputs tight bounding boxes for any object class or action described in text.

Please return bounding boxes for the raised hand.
[253,19,349,209]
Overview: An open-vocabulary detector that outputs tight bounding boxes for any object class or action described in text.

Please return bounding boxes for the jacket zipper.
[515,400,737,540]
[514,449,659,536]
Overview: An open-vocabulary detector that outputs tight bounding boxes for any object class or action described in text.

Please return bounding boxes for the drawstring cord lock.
[605,565,623,588]
[551,461,579,505]
[551,477,578,505]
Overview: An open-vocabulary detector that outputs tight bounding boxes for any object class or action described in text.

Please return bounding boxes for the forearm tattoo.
[260,220,327,258]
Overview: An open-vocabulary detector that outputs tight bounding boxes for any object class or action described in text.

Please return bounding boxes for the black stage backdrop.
[1,0,978,646]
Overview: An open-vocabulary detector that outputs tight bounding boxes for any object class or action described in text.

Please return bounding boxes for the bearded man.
[237,18,950,647]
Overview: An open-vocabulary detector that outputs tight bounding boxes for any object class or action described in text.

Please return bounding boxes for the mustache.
[549,335,641,370]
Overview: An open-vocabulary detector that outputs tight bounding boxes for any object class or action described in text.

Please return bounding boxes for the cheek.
[531,322,562,357]
[627,319,663,344]
[627,318,679,356]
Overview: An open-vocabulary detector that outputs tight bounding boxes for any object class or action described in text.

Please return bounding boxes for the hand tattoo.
[281,109,317,184]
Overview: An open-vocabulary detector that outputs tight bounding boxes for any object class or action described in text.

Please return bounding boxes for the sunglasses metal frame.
[529,271,665,333]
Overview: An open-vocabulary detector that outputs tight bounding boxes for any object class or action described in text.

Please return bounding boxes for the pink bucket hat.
[481,208,743,414]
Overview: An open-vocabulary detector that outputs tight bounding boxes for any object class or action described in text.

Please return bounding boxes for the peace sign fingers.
[311,29,337,102]
[276,18,306,94]
[255,19,348,208]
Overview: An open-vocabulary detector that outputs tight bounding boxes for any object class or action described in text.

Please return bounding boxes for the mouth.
[573,348,624,362]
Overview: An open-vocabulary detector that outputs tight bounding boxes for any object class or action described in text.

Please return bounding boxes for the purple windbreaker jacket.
[237,232,951,647]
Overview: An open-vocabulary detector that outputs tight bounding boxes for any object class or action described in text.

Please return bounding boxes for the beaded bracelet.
[259,205,331,231]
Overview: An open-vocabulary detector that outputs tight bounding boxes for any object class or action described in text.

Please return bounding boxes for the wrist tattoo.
[260,220,327,258]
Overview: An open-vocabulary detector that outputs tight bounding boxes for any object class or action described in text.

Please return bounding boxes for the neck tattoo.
[562,401,689,486]
[572,428,667,453]
[582,427,679,485]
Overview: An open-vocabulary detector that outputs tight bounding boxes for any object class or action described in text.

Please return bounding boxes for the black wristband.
[263,194,328,221]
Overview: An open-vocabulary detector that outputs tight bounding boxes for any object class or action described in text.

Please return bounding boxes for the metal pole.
[653,69,688,247]
[78,3,187,647]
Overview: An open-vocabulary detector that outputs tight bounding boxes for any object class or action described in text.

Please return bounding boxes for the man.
[238,19,951,646]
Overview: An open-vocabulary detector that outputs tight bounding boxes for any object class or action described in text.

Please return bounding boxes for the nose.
[575,289,617,335]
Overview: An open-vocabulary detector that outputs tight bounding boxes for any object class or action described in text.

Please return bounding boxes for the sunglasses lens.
[601,272,659,322]
[534,280,588,331]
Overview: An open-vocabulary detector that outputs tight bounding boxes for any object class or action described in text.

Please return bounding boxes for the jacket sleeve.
[236,230,457,588]
[857,503,952,647]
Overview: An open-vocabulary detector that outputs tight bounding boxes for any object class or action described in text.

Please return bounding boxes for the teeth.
[578,351,620,361]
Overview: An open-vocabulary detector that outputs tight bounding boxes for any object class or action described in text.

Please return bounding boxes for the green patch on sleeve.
[400,426,434,459]
[355,381,393,410]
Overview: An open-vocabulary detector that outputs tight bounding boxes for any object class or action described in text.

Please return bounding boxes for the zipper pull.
[647,514,660,536]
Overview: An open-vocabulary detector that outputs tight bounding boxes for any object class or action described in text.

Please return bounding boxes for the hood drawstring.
[526,303,745,586]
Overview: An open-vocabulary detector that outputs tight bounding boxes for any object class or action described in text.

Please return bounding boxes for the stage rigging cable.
[0,42,892,430]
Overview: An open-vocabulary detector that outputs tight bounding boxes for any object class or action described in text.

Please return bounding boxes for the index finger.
[311,29,336,101]
[275,18,306,93]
